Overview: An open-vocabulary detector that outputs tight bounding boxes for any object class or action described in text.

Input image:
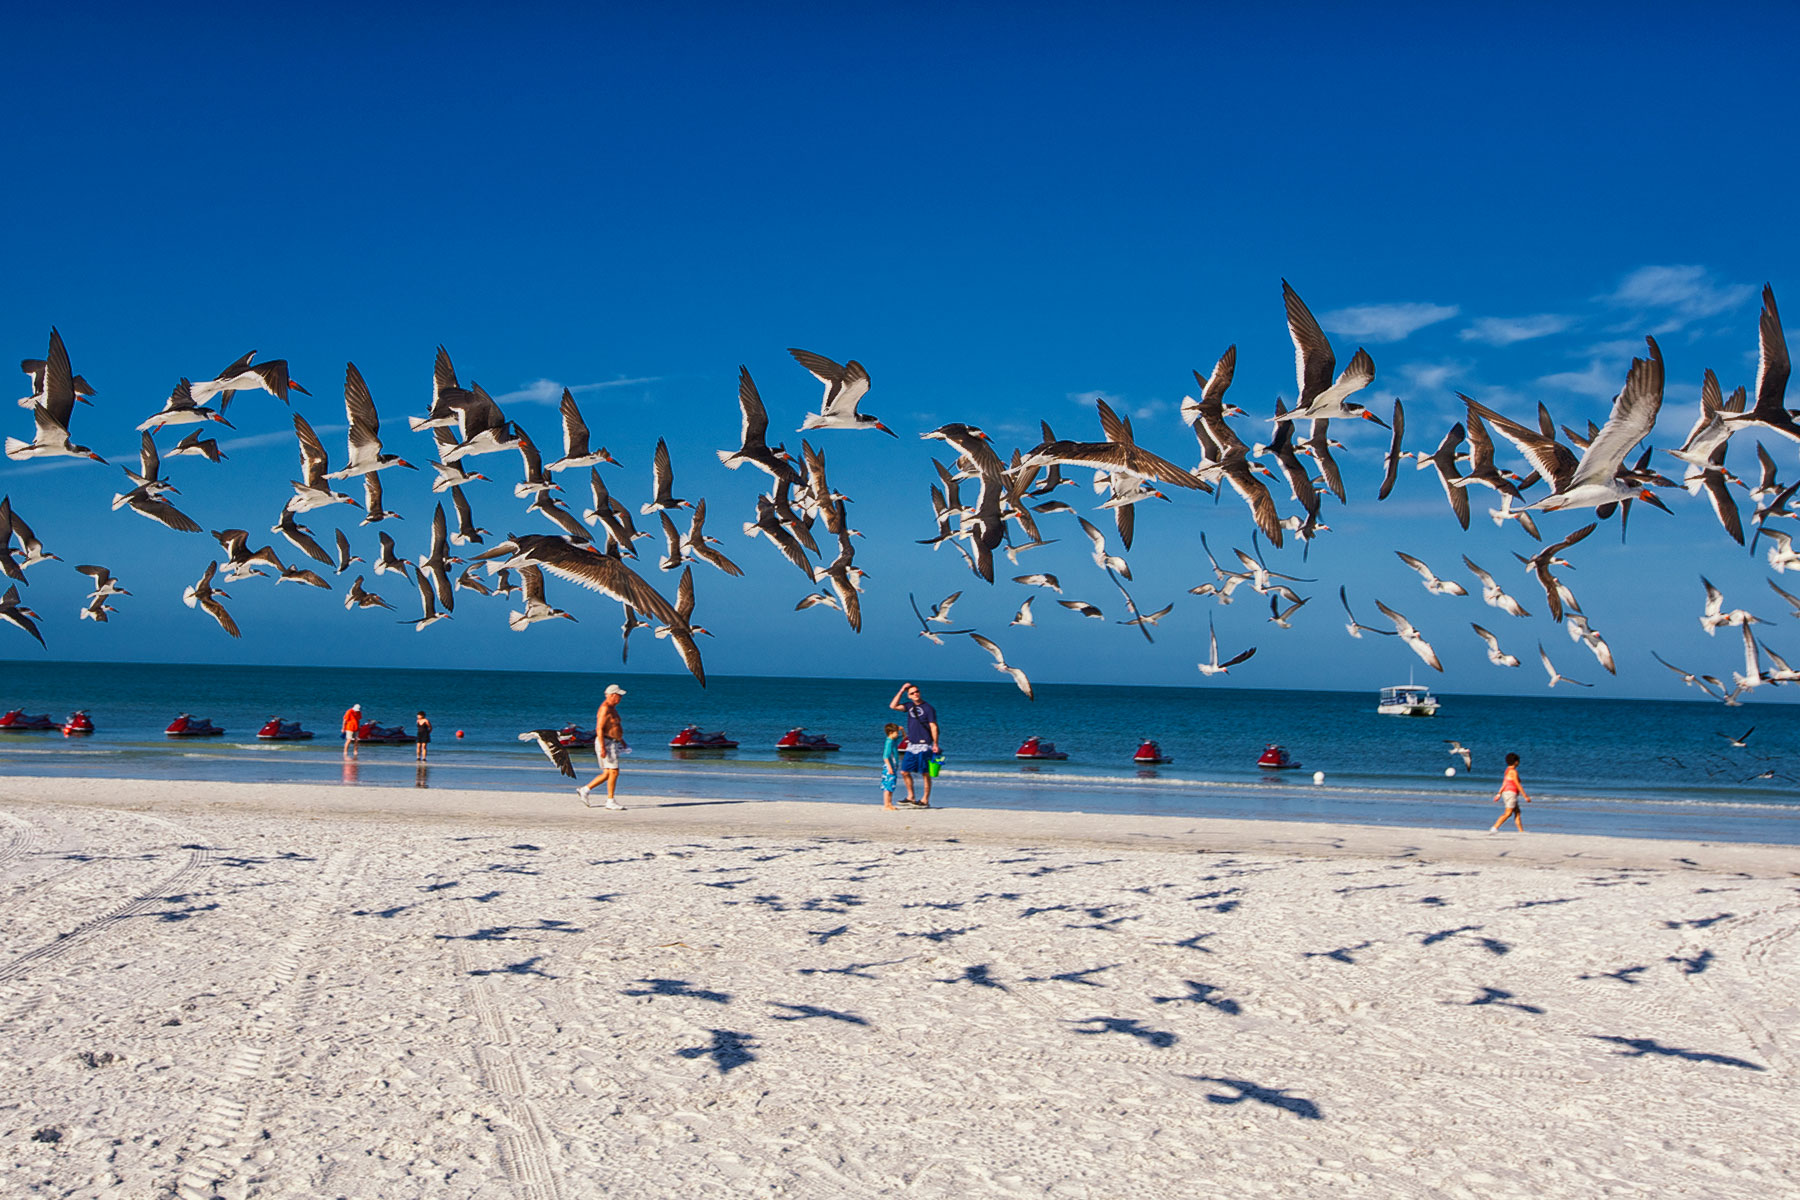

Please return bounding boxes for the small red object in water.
[456,730,464,738]
[1257,743,1301,770]
[775,728,839,752]
[1133,739,1171,764]
[1015,736,1069,760]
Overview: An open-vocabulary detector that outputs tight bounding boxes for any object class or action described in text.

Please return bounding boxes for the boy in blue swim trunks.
[880,722,901,810]
[887,682,940,807]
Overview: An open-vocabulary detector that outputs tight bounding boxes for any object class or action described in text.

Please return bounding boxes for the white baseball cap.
[605,684,627,697]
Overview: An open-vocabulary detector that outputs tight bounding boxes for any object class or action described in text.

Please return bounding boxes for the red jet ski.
[257,718,314,741]
[1257,743,1301,770]
[1015,736,1069,760]
[166,714,225,737]
[61,711,96,736]
[669,725,738,749]
[557,725,596,748]
[0,709,57,731]
[775,728,839,752]
[1133,739,1172,764]
[355,720,416,744]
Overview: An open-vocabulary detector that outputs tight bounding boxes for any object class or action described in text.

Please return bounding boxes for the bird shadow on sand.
[1187,1076,1322,1119]
[622,977,732,1003]
[1070,1017,1176,1048]
[1151,981,1241,1014]
[677,1030,757,1074]
[1592,1036,1763,1070]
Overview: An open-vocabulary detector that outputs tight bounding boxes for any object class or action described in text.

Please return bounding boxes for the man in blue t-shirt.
[888,682,940,806]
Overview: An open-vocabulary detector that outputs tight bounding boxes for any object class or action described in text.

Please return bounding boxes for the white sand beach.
[1,774,1796,1199]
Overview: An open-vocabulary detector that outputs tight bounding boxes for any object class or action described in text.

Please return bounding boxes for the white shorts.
[597,739,621,771]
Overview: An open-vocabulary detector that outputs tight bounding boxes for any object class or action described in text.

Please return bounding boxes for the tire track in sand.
[170,849,354,1200]
[0,811,215,986]
[442,896,567,1200]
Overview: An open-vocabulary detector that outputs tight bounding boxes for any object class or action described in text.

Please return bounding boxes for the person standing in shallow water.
[577,684,628,810]
[341,703,361,758]
[888,682,940,807]
[1488,752,1529,833]
[414,711,431,762]
[880,722,902,810]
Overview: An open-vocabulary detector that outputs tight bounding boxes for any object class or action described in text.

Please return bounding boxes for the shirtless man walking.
[577,684,628,809]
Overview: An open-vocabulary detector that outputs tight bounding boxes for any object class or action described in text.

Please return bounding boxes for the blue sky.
[3,4,1797,700]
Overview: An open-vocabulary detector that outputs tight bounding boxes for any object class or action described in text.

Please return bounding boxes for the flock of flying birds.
[4,279,1800,714]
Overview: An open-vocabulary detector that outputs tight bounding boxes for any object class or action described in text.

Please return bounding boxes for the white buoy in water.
[1312,770,1325,785]
[1445,766,1457,777]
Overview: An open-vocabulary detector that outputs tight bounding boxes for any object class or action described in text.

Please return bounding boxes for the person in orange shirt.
[1488,752,1528,833]
[342,703,362,758]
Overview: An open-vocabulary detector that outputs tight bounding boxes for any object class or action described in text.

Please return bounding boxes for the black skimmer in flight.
[437,385,520,464]
[474,534,681,627]
[1716,726,1756,748]
[508,565,577,631]
[582,469,642,557]
[189,351,309,412]
[419,504,457,613]
[166,428,226,462]
[1461,556,1530,618]
[18,334,95,408]
[1720,285,1799,443]
[1517,522,1595,623]
[212,529,286,581]
[518,730,577,778]
[511,427,559,499]
[454,565,492,596]
[183,562,240,637]
[328,363,417,479]
[273,508,332,565]
[642,437,693,514]
[335,528,363,573]
[907,592,974,644]
[276,564,331,589]
[1196,615,1255,677]
[1650,651,1726,700]
[543,388,621,473]
[1699,576,1767,636]
[374,531,412,579]
[449,485,487,546]
[1012,573,1061,592]
[137,378,233,432]
[361,471,402,525]
[0,498,55,577]
[719,368,802,484]
[1470,341,1671,516]
[790,348,896,436]
[401,564,450,631]
[1376,398,1405,501]
[526,491,592,543]
[1374,600,1442,671]
[969,633,1034,699]
[7,330,104,463]
[1273,281,1384,426]
[1537,642,1591,688]
[1395,552,1467,597]
[286,415,361,513]
[76,564,129,599]
[344,576,394,611]
[1445,741,1473,769]
[743,493,816,579]
[1011,596,1035,626]
[1020,397,1204,492]
[1339,587,1396,640]
[1058,599,1104,619]
[0,585,45,647]
[684,500,743,577]
[1564,612,1616,674]
[921,424,1006,576]
[652,565,709,685]
[1470,624,1519,668]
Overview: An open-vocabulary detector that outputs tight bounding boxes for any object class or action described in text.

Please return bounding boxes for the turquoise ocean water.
[1,660,1796,844]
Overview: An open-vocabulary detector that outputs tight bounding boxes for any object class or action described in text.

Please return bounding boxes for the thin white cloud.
[1398,361,1464,392]
[1460,314,1576,346]
[1319,302,1459,343]
[1604,265,1754,327]
[218,424,345,453]
[1536,360,1624,399]
[491,377,661,406]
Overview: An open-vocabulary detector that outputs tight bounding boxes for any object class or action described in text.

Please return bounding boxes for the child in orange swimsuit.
[1488,752,1528,833]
